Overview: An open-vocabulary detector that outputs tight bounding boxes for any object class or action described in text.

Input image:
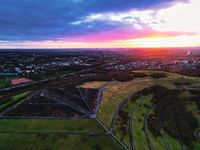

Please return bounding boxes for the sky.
[0,0,200,48]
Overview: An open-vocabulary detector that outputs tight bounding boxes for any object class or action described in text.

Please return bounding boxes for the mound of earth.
[3,87,99,118]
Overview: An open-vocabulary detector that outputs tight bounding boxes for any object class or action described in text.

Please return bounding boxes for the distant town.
[0,48,200,89]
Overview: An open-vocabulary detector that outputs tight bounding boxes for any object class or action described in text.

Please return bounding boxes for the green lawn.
[80,81,108,89]
[0,91,31,112]
[194,143,200,150]
[164,133,182,150]
[113,87,187,149]
[113,95,159,149]
[185,101,198,112]
[132,70,182,79]
[0,134,121,150]
[1,70,200,150]
[0,119,103,132]
[132,96,156,150]
[12,92,30,101]
[97,80,152,127]
[0,78,12,87]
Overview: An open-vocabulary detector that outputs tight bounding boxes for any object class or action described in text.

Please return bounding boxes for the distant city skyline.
[0,0,200,48]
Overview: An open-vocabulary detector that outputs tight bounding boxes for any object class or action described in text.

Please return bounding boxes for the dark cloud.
[0,0,187,41]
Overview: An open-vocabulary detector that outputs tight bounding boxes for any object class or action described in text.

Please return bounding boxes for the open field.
[0,70,200,149]
[81,70,200,149]
[0,134,121,150]
[0,78,12,88]
[97,79,153,127]
[0,119,103,132]
[115,95,153,149]
[0,91,31,112]
[80,81,108,89]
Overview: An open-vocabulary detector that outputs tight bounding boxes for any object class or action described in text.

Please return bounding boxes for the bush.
[131,72,147,78]
[148,87,198,148]
[174,82,191,86]
[149,72,167,78]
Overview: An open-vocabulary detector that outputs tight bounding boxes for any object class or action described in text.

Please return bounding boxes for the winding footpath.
[94,81,117,117]
[129,109,137,150]
[0,63,116,94]
[96,118,129,150]
[109,79,150,132]
[94,81,129,150]
[144,106,155,150]
[109,92,134,132]
[2,77,188,149]
[144,103,172,150]
[129,97,146,150]
[161,127,171,150]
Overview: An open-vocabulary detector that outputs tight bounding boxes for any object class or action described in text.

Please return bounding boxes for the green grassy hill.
[0,70,200,150]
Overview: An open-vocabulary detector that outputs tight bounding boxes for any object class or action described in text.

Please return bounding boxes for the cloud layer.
[0,0,187,41]
[1,0,199,48]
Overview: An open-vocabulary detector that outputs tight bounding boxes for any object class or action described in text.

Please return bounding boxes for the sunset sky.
[0,0,200,48]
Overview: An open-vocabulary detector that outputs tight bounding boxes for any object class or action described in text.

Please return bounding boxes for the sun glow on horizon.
[129,34,200,48]
[1,34,200,49]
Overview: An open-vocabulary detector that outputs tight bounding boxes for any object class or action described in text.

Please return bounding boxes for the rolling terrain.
[0,70,200,150]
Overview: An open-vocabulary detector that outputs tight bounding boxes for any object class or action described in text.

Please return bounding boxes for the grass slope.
[0,134,121,150]
[0,119,103,132]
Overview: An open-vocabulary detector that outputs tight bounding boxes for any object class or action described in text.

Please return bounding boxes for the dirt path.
[144,106,155,150]
[129,97,146,150]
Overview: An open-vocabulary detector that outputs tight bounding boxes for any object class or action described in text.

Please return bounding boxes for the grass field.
[97,79,152,127]
[80,81,108,89]
[114,95,153,149]
[12,92,30,100]
[0,91,31,112]
[0,134,121,150]
[0,78,12,88]
[86,70,200,149]
[1,70,200,150]
[0,119,103,132]
[95,71,174,128]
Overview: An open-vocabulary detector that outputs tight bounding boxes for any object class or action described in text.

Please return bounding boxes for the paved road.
[161,128,171,150]
[129,96,146,150]
[144,106,155,150]
[94,81,130,150]
[3,75,192,149]
[129,108,137,150]
[144,102,173,150]
[94,81,117,117]
[96,79,151,149]
[96,118,129,150]
[0,63,116,93]
[109,79,151,132]
[181,144,187,150]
